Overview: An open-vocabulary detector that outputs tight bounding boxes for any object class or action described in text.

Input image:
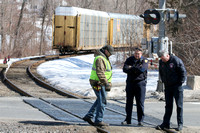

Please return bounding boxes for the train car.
[108,13,143,47]
[52,6,144,54]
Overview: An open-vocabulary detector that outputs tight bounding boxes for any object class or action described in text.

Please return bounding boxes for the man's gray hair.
[158,50,169,57]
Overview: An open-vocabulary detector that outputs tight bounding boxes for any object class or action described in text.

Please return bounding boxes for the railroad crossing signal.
[173,10,179,22]
[140,7,186,58]
[140,9,186,25]
[163,9,186,22]
[143,9,161,24]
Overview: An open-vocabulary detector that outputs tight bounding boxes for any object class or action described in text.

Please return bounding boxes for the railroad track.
[1,53,110,133]
[1,53,177,133]
[5,59,65,98]
[0,75,21,97]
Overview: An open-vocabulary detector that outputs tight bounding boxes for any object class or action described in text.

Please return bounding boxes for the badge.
[170,63,174,68]
[144,59,148,63]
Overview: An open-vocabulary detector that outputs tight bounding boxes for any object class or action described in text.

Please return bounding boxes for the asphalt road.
[144,102,200,127]
[0,97,199,129]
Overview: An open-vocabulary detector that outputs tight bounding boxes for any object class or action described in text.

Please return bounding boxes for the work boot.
[156,124,169,130]
[138,122,143,126]
[176,125,183,131]
[94,121,109,126]
[83,116,94,125]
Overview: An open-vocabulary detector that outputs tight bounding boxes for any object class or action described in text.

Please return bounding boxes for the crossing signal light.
[143,9,161,25]
[173,10,179,22]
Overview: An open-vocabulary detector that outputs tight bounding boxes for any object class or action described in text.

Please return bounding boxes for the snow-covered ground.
[37,54,159,97]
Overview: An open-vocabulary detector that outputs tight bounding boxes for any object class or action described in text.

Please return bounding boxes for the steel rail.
[1,59,34,97]
[1,54,110,133]
[28,53,178,133]
[27,65,82,99]
[2,53,176,133]
[27,54,160,127]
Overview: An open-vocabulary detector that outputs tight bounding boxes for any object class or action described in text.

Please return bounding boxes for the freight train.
[52,6,145,54]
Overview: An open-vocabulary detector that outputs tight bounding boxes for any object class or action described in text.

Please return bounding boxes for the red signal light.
[143,9,161,25]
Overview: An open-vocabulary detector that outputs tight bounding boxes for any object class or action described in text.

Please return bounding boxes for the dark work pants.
[125,80,146,123]
[163,86,183,127]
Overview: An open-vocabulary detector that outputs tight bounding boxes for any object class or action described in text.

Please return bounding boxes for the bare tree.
[165,0,200,75]
[39,0,49,55]
[12,0,26,57]
[0,0,5,56]
[81,0,93,8]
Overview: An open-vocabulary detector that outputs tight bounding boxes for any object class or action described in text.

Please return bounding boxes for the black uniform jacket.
[159,54,186,89]
[123,56,148,82]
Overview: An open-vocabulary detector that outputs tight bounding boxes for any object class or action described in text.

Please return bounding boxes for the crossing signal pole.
[156,0,166,92]
[140,0,186,92]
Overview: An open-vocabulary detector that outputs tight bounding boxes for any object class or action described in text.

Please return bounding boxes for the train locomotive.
[52,6,144,54]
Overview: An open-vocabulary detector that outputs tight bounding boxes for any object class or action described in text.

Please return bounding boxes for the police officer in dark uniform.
[122,47,148,126]
[156,50,186,131]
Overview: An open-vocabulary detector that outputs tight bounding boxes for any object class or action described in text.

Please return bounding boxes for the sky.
[37,54,159,98]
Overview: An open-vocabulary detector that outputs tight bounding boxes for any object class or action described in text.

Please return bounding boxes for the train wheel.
[59,47,66,55]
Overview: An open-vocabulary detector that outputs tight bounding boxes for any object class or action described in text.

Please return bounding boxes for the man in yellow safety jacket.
[83,45,114,127]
